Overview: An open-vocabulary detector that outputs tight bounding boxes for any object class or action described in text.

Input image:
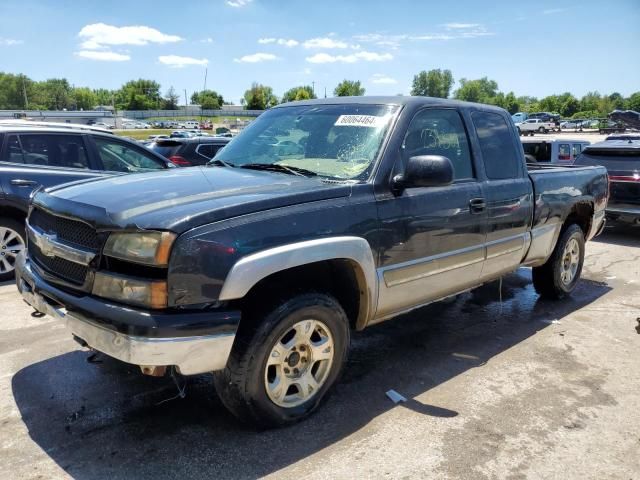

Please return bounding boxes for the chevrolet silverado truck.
[15,97,608,427]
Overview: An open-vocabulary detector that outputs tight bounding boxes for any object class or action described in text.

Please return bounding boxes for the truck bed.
[526,163,609,235]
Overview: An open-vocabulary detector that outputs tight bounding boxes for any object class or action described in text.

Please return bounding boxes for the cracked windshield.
[215,104,398,179]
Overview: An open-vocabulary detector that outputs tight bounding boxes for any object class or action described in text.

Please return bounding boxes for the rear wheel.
[0,218,26,282]
[532,224,585,299]
[214,293,350,428]
[538,127,545,133]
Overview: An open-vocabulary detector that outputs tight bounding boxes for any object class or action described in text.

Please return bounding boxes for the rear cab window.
[472,112,521,179]
[572,144,583,158]
[558,144,571,162]
[522,142,551,162]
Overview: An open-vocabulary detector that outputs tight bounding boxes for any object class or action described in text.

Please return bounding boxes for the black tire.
[214,293,350,428]
[532,224,585,299]
[0,217,26,282]
[538,127,545,133]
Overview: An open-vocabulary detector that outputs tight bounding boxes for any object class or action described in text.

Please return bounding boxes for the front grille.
[29,242,88,285]
[29,208,100,249]
[610,182,640,205]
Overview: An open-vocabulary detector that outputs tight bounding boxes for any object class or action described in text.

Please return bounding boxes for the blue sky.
[1,0,638,104]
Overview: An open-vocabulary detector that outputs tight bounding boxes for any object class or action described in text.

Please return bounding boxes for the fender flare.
[218,236,378,329]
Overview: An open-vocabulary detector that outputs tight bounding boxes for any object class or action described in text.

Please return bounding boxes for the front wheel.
[532,224,585,299]
[214,293,350,428]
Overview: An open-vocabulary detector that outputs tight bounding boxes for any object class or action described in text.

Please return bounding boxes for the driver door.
[374,108,487,319]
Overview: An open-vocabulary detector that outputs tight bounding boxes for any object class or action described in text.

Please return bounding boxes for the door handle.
[469,198,486,213]
[10,179,38,187]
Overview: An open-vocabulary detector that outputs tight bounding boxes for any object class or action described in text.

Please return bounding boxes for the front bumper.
[16,255,241,375]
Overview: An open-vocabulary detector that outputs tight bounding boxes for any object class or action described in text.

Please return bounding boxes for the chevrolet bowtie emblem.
[39,232,58,257]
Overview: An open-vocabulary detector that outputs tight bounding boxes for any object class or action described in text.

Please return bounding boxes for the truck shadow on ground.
[593,224,639,248]
[11,270,610,479]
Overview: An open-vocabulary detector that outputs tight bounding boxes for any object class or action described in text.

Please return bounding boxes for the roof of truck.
[276,95,508,113]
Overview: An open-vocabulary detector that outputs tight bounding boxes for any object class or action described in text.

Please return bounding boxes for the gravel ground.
[0,225,638,480]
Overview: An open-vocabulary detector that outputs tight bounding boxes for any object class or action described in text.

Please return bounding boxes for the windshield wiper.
[239,163,317,177]
[207,158,235,168]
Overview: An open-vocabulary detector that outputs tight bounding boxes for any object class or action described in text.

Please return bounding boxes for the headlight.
[104,232,176,266]
[92,272,167,309]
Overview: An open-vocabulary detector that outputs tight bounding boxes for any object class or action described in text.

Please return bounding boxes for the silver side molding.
[26,221,96,266]
[218,236,378,329]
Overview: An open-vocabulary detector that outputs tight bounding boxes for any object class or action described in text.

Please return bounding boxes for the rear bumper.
[16,255,240,375]
[606,205,640,225]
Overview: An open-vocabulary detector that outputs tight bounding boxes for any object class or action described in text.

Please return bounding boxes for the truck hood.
[33,166,352,233]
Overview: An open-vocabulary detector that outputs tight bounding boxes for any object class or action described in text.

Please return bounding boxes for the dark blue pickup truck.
[0,124,172,280]
[15,97,608,427]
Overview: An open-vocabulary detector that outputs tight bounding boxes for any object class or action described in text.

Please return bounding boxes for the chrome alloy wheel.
[264,319,335,408]
[0,227,25,276]
[561,237,580,285]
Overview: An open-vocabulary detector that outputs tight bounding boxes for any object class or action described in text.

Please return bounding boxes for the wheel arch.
[219,237,378,330]
[0,204,28,225]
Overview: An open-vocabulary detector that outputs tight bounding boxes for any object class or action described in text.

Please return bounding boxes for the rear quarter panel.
[524,165,608,265]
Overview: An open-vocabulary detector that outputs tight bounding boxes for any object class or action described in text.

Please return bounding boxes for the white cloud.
[543,7,567,14]
[0,38,23,46]
[306,51,393,64]
[75,50,130,61]
[158,55,208,67]
[258,37,298,47]
[78,23,182,49]
[303,37,349,49]
[354,25,494,47]
[370,74,397,85]
[201,37,214,44]
[234,52,278,63]
[227,0,253,6]
[410,34,455,40]
[443,22,481,29]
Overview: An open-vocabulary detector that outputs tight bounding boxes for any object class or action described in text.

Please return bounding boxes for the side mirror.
[393,155,454,190]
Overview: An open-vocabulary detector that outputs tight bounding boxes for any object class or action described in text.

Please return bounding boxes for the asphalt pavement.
[0,225,638,479]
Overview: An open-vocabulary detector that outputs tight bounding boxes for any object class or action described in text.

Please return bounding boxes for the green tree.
[410,69,454,98]
[0,72,34,109]
[37,78,73,110]
[163,86,180,110]
[453,77,498,103]
[627,92,640,111]
[281,85,316,103]
[503,92,520,114]
[243,82,278,110]
[72,87,97,110]
[116,79,162,110]
[191,89,224,109]
[579,91,601,113]
[93,88,115,107]
[608,92,625,110]
[334,79,365,97]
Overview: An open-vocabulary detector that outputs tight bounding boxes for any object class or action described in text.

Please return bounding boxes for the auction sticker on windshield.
[334,115,387,128]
